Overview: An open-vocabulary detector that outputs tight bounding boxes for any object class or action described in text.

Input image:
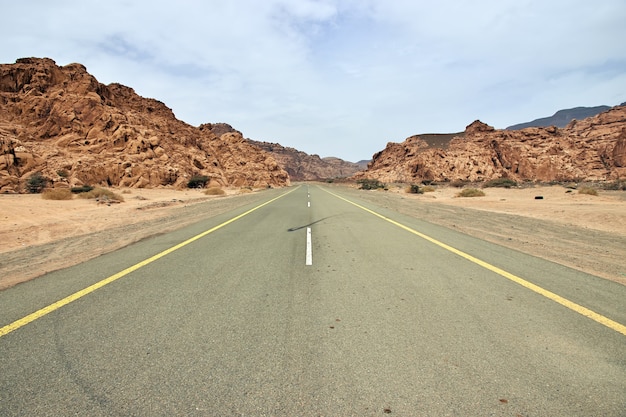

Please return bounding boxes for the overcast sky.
[1,1,625,161]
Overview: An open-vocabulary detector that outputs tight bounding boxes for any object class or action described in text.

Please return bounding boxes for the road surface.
[1,185,625,416]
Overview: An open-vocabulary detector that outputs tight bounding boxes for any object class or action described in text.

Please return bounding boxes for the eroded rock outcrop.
[355,106,626,184]
[0,58,289,192]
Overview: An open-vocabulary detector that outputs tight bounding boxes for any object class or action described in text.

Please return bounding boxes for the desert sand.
[402,185,626,236]
[1,185,625,290]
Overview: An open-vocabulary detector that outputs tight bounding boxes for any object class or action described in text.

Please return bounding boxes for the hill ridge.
[506,105,614,130]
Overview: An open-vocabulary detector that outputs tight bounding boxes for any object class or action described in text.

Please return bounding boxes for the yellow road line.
[323,187,626,337]
[0,187,299,339]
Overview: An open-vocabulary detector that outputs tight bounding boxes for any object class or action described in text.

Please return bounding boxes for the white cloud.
[1,0,625,161]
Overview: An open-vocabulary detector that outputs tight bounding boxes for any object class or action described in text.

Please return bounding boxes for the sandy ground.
[0,188,215,253]
[399,185,626,236]
[1,185,625,290]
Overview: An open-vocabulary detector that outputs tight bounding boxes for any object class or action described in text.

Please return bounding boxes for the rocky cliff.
[355,106,626,184]
[0,58,290,192]
[247,140,363,181]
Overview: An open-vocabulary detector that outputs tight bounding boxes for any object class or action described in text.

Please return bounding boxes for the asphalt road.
[1,184,625,416]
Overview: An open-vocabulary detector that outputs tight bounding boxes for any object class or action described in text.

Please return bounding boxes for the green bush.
[26,172,48,193]
[70,185,94,194]
[483,178,518,188]
[603,180,626,191]
[457,188,486,197]
[357,179,385,190]
[187,175,209,188]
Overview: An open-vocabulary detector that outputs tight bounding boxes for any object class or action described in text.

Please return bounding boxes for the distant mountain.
[355,160,371,170]
[247,140,364,181]
[506,106,611,130]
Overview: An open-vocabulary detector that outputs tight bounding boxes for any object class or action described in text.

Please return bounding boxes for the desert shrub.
[56,169,69,178]
[405,184,423,194]
[187,175,209,188]
[42,188,73,200]
[357,179,385,190]
[204,187,226,196]
[77,187,125,202]
[457,188,485,197]
[70,185,94,194]
[422,185,436,192]
[578,187,598,196]
[26,172,48,193]
[483,178,518,188]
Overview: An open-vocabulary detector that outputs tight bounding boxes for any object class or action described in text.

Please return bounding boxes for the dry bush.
[405,184,423,194]
[422,185,436,193]
[42,188,73,200]
[578,187,598,196]
[77,187,125,202]
[239,187,253,194]
[456,188,485,197]
[204,187,226,196]
[450,180,469,188]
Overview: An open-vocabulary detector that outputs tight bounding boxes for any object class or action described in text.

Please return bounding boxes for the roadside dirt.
[1,184,625,290]
[0,189,270,290]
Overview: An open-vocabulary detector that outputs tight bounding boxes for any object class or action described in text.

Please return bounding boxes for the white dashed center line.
[306,227,313,266]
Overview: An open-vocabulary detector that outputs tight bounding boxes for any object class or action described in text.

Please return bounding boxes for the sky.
[1,1,625,162]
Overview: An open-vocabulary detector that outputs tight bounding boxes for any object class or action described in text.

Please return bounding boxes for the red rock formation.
[611,129,626,167]
[247,140,363,181]
[355,107,626,184]
[0,58,289,192]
